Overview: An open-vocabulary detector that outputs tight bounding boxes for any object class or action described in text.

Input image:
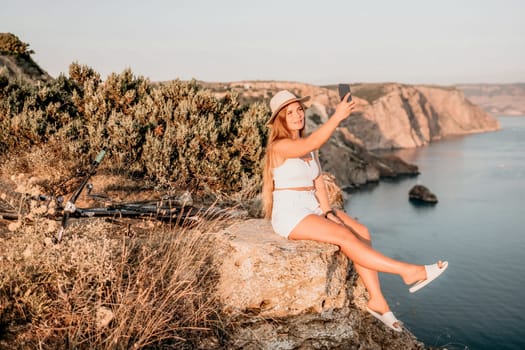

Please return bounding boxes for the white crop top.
[273,152,320,189]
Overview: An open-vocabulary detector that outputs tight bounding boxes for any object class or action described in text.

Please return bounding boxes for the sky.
[2,0,524,85]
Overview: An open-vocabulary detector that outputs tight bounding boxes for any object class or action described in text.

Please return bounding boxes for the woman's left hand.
[333,95,356,122]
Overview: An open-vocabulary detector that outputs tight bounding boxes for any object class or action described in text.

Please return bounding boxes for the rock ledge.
[212,219,425,349]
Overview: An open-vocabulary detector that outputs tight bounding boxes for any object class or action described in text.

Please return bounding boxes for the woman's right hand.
[332,93,356,122]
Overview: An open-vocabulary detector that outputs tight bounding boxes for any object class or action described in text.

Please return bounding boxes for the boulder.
[215,219,348,319]
[409,185,438,204]
[211,219,425,349]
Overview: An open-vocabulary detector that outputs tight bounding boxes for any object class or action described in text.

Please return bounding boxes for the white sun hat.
[268,90,310,125]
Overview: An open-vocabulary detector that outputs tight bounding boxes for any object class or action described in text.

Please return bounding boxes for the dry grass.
[0,213,230,349]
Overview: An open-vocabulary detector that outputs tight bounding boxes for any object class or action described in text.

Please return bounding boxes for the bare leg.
[327,209,446,287]
[289,214,428,288]
[289,213,446,331]
[327,210,392,314]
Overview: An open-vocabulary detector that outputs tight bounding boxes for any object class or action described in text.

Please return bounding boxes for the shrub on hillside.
[0,74,81,154]
[0,33,34,56]
[0,63,269,198]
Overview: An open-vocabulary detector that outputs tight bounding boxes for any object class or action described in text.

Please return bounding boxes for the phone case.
[338,84,352,102]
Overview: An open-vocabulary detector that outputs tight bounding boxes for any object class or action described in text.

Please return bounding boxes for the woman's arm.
[272,97,355,159]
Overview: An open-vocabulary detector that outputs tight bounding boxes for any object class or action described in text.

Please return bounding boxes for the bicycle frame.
[56,149,106,242]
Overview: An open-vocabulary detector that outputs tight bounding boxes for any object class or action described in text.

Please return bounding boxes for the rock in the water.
[409,185,438,204]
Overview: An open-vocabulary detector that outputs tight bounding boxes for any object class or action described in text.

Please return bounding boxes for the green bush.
[0,63,269,198]
[0,74,80,153]
[0,33,34,56]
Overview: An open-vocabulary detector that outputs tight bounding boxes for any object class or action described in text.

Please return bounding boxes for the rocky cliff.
[457,83,525,116]
[342,83,500,149]
[213,219,425,349]
[205,80,499,189]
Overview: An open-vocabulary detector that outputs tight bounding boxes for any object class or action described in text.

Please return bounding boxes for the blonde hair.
[262,103,305,218]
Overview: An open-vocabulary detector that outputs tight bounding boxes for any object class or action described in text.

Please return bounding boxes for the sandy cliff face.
[350,84,500,149]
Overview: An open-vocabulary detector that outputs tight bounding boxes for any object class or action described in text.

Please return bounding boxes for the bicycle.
[0,150,246,242]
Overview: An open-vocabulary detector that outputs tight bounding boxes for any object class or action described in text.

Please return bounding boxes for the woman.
[262,90,448,332]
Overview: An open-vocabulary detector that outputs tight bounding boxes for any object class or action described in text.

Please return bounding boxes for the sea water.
[345,116,525,350]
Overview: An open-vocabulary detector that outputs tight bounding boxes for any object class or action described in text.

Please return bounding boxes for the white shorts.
[271,190,323,238]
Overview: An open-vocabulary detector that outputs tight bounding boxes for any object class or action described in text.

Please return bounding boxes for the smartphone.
[338,83,352,102]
